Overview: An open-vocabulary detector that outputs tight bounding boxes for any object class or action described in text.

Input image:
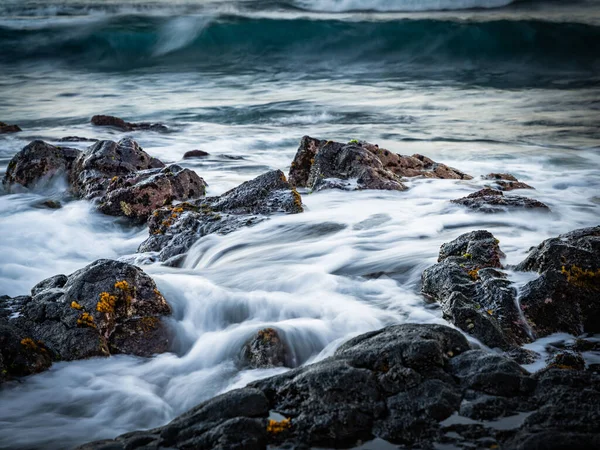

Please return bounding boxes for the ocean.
[0,0,599,448]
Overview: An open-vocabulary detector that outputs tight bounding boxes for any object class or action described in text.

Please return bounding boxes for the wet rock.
[70,138,164,199]
[79,323,600,450]
[0,121,22,133]
[451,188,549,212]
[183,150,210,158]
[242,328,289,369]
[33,199,62,209]
[0,321,53,383]
[484,173,534,191]
[2,140,81,192]
[58,136,98,142]
[97,165,207,222]
[515,226,600,337]
[288,136,471,192]
[422,230,531,350]
[9,259,172,362]
[546,351,586,371]
[138,170,303,262]
[91,115,168,132]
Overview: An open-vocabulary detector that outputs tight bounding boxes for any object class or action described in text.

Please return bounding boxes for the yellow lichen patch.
[462,253,473,259]
[267,418,291,435]
[120,201,133,216]
[258,328,277,343]
[561,265,600,288]
[152,210,160,217]
[140,316,159,332]
[97,292,117,313]
[291,188,303,210]
[468,268,480,280]
[114,280,129,291]
[486,309,494,315]
[71,301,83,310]
[161,219,172,228]
[111,176,119,183]
[279,172,288,183]
[172,206,184,214]
[77,312,96,328]
[21,337,38,350]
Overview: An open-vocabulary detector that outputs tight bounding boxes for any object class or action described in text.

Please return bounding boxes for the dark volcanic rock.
[98,164,207,222]
[288,136,471,192]
[79,322,600,450]
[0,121,22,134]
[138,170,303,263]
[58,136,99,142]
[91,115,168,132]
[484,173,534,191]
[2,140,81,192]
[515,226,600,337]
[70,138,165,199]
[451,188,549,212]
[183,150,209,159]
[8,259,172,363]
[242,328,289,369]
[422,230,532,350]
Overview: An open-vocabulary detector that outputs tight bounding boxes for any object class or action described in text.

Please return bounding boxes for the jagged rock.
[78,323,600,450]
[484,173,534,191]
[242,328,289,369]
[515,226,600,337]
[0,321,53,383]
[138,170,303,263]
[422,230,531,350]
[97,165,207,222]
[0,121,21,133]
[58,136,98,142]
[7,259,172,364]
[70,138,164,199]
[451,188,549,212]
[183,150,209,158]
[288,136,471,192]
[2,140,81,192]
[91,115,168,132]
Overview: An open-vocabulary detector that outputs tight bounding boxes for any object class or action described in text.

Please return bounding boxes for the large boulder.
[515,226,600,337]
[2,140,81,192]
[70,138,164,199]
[98,164,207,222]
[91,115,168,132]
[138,170,304,263]
[78,323,600,450]
[288,136,471,192]
[422,230,532,350]
[451,188,549,213]
[8,259,172,363]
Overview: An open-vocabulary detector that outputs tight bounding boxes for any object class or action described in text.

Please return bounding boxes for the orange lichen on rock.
[97,292,117,313]
[140,316,159,332]
[71,301,83,310]
[20,337,38,350]
[114,280,129,291]
[267,418,291,435]
[468,268,480,280]
[561,265,600,288]
[77,312,96,328]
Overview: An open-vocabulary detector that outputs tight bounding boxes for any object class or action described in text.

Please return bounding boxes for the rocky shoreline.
[1,123,598,449]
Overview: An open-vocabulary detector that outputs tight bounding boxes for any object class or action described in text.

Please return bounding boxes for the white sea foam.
[294,0,516,12]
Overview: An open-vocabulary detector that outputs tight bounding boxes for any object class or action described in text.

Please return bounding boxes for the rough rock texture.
[5,259,172,365]
[515,226,600,337]
[451,188,549,212]
[183,150,210,158]
[484,173,534,191]
[138,170,303,263]
[91,115,168,132]
[98,165,207,222]
[422,231,532,350]
[2,140,81,191]
[58,136,98,142]
[0,121,22,133]
[288,136,471,191]
[70,138,165,199]
[78,323,600,450]
[242,328,289,369]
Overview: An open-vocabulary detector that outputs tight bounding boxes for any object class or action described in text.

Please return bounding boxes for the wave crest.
[292,0,517,12]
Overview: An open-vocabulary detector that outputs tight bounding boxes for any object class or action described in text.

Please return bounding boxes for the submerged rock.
[451,188,549,212]
[5,259,172,366]
[288,136,471,192]
[242,328,289,369]
[78,323,600,450]
[183,150,210,158]
[515,226,600,337]
[91,115,168,132]
[98,164,207,222]
[484,173,534,191]
[2,140,81,192]
[138,170,303,263]
[57,136,98,142]
[0,121,21,133]
[422,231,532,350]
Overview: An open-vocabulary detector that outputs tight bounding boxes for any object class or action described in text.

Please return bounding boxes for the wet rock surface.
[98,164,207,222]
[0,259,172,378]
[242,328,289,369]
[451,188,550,212]
[2,140,81,191]
[422,230,531,350]
[57,136,99,142]
[0,121,22,134]
[77,323,600,450]
[288,136,471,192]
[138,170,303,263]
[484,173,534,191]
[183,150,209,158]
[91,115,168,132]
